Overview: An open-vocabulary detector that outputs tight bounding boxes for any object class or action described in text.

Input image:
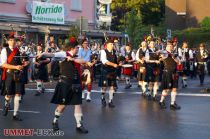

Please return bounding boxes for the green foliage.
[68,24,80,38]
[111,0,165,31]
[173,28,210,48]
[200,17,210,28]
[140,0,165,25]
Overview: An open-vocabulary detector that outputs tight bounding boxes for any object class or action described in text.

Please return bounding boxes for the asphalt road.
[0,77,210,139]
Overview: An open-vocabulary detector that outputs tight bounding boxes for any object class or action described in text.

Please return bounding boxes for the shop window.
[71,0,82,11]
[0,0,16,3]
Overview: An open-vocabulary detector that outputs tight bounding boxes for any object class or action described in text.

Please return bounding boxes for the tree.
[111,0,165,31]
[140,0,165,25]
[126,9,143,48]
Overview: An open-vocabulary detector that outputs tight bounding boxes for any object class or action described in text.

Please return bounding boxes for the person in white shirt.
[136,41,148,96]
[1,33,25,121]
[99,39,121,108]
[178,42,193,88]
[122,43,136,89]
[38,37,92,133]
[144,41,160,101]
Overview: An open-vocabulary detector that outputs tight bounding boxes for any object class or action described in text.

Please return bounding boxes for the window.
[71,0,82,11]
[0,0,16,3]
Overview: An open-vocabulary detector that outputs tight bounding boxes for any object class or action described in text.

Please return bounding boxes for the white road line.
[133,92,210,97]
[0,109,40,114]
[25,88,125,94]
[25,88,210,97]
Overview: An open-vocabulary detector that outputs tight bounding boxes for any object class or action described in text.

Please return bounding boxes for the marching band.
[0,32,210,133]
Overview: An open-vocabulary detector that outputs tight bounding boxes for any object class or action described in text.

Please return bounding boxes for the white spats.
[74,113,83,128]
[53,110,62,123]
[13,95,21,116]
[171,91,177,105]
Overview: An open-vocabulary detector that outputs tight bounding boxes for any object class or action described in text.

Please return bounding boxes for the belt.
[7,69,17,73]
[60,75,70,80]
[198,62,205,64]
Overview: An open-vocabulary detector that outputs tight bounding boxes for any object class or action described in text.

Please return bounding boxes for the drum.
[133,62,139,71]
[176,64,183,72]
[121,64,133,76]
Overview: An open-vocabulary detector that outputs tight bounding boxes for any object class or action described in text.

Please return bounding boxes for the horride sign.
[32,1,64,24]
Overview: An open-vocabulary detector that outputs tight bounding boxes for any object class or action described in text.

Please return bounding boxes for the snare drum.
[133,62,139,71]
[121,64,133,76]
[176,64,183,72]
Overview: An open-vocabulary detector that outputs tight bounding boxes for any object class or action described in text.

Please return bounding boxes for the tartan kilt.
[98,68,117,87]
[161,70,178,90]
[51,78,82,105]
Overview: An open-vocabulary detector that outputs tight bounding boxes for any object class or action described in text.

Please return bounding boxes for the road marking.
[25,88,125,94]
[25,88,210,97]
[0,109,40,114]
[133,92,210,97]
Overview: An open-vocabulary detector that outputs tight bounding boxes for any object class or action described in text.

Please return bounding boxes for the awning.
[0,22,70,34]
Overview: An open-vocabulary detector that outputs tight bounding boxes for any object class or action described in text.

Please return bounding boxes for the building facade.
[165,0,210,30]
[0,0,95,46]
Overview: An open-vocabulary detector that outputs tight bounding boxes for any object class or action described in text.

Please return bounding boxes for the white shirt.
[178,48,194,60]
[100,49,116,65]
[145,48,156,62]
[123,50,136,61]
[0,47,14,66]
[136,48,146,61]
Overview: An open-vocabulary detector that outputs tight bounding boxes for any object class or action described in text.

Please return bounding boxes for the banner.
[32,1,64,24]
[98,0,112,4]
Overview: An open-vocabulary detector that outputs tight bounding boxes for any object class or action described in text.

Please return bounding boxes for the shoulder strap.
[7,47,19,63]
[1,47,19,81]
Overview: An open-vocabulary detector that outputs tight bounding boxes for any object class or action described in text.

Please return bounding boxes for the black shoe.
[152,96,159,102]
[13,115,23,121]
[42,88,45,93]
[159,102,167,109]
[108,101,115,108]
[52,122,59,132]
[76,125,88,134]
[86,99,91,102]
[3,106,9,116]
[35,91,41,96]
[147,94,152,100]
[170,103,181,110]
[101,98,106,107]
[125,84,132,89]
[182,84,187,88]
[141,92,147,98]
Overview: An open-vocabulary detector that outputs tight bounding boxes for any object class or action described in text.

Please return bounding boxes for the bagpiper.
[136,41,148,96]
[145,41,160,101]
[38,37,92,133]
[159,42,181,110]
[195,43,208,86]
[99,39,121,108]
[1,32,26,121]
[34,43,50,96]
